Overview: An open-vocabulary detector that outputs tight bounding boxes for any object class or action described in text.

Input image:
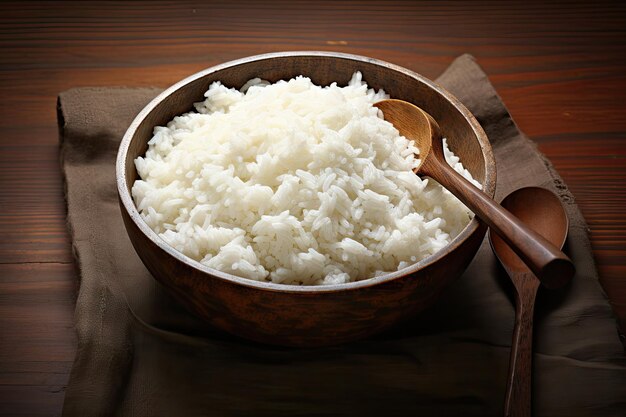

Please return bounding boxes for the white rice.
[132,72,479,285]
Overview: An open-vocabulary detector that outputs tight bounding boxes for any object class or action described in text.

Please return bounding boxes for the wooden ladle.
[374,99,575,289]
[489,187,571,417]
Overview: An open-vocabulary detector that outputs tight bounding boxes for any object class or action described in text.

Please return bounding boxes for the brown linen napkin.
[59,54,626,417]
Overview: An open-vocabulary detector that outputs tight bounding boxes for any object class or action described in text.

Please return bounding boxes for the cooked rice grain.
[132,72,479,285]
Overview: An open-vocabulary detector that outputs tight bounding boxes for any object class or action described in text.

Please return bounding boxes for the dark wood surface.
[0,1,624,415]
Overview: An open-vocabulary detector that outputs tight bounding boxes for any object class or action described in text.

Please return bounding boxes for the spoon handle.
[505,271,540,417]
[422,160,574,289]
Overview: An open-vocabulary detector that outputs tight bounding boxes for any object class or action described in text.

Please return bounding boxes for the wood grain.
[0,0,624,415]
[503,273,540,417]
[490,187,571,417]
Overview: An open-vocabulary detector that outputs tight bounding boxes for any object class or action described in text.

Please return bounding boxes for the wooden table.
[0,1,624,415]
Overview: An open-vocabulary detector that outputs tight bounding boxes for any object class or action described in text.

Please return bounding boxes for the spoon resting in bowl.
[374,99,575,289]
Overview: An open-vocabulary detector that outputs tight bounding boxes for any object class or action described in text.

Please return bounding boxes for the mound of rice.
[132,72,479,285]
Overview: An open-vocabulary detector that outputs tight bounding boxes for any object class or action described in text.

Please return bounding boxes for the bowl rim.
[116,50,496,294]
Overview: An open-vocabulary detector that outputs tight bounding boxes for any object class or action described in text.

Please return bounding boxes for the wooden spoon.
[489,187,571,417]
[374,99,575,289]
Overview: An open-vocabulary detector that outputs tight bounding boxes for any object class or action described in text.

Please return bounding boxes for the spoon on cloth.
[489,187,571,417]
[374,99,575,288]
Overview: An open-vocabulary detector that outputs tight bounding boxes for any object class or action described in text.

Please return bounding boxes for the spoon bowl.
[374,99,575,288]
[491,187,570,272]
[374,98,441,174]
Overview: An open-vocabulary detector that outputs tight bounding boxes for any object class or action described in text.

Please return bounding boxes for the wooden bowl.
[116,51,496,347]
